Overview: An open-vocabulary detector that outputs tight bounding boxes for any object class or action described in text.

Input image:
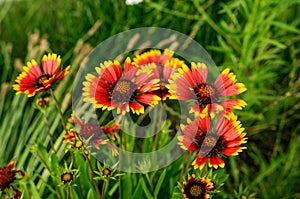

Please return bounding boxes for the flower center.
[111,79,137,102]
[60,172,73,184]
[102,168,113,178]
[74,140,83,149]
[189,184,202,197]
[35,75,51,88]
[196,133,225,156]
[203,135,217,147]
[154,80,170,98]
[194,83,219,107]
[80,121,101,140]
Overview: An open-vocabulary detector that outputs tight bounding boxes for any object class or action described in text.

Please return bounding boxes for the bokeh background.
[0,0,300,198]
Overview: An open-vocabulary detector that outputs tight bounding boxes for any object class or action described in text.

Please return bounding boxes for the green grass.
[1,0,300,198]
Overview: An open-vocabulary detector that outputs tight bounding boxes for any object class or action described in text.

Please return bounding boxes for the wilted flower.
[0,160,25,199]
[74,115,119,156]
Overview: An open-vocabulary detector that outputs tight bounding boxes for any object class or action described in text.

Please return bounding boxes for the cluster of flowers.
[80,49,247,198]
[7,49,247,199]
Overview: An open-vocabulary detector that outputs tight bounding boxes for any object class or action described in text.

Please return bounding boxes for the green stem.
[145,173,154,193]
[153,106,163,151]
[83,153,101,199]
[180,152,192,181]
[50,89,68,134]
[101,180,107,199]
[42,111,57,153]
[66,186,70,199]
[71,152,84,199]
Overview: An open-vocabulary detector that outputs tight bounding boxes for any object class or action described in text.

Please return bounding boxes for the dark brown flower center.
[183,181,206,199]
[80,121,101,140]
[60,172,73,184]
[102,168,113,178]
[35,74,51,88]
[111,79,137,102]
[154,80,170,99]
[203,136,217,147]
[194,83,219,107]
[195,132,225,157]
[189,184,202,197]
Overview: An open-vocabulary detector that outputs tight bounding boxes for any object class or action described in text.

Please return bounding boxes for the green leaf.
[141,178,153,199]
[271,21,300,34]
[154,169,166,197]
[132,179,143,199]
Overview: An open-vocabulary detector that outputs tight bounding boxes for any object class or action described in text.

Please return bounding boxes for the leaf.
[141,178,153,199]
[132,180,143,199]
[271,21,300,34]
[154,169,166,197]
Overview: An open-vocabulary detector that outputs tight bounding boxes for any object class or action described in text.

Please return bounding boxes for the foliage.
[0,0,300,198]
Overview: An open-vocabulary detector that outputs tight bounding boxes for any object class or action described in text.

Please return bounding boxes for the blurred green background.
[0,0,300,198]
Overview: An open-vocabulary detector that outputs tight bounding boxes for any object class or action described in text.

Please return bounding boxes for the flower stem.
[180,152,191,181]
[145,173,154,192]
[66,186,71,199]
[42,111,57,153]
[83,153,101,199]
[101,180,107,199]
[71,152,84,198]
[50,89,68,134]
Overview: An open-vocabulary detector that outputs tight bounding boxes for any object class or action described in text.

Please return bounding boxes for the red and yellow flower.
[13,53,70,97]
[82,58,160,115]
[133,49,184,100]
[178,113,247,169]
[167,62,247,118]
[0,160,25,199]
[181,174,215,199]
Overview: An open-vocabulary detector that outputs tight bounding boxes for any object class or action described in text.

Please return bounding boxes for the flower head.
[178,113,247,169]
[181,174,215,199]
[60,172,74,185]
[82,59,160,115]
[35,97,50,109]
[13,53,70,97]
[0,160,25,199]
[133,49,184,100]
[168,62,247,118]
[73,115,119,156]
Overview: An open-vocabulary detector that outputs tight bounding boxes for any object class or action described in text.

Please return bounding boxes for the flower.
[133,49,184,100]
[178,113,247,169]
[0,160,25,199]
[101,168,113,178]
[167,62,247,118]
[13,53,70,97]
[82,59,160,115]
[101,123,119,141]
[181,174,215,199]
[63,129,78,144]
[74,115,119,156]
[60,172,74,185]
[35,97,50,109]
